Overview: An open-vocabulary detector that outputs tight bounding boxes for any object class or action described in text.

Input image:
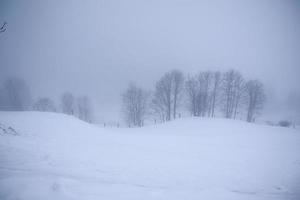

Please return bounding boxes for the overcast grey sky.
[1,0,300,122]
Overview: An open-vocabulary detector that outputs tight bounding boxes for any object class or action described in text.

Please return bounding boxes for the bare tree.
[198,71,212,117]
[185,71,213,117]
[122,84,149,127]
[3,78,31,111]
[185,75,199,116]
[222,70,235,118]
[233,72,245,119]
[77,96,93,123]
[151,94,166,122]
[153,72,173,121]
[245,80,265,122]
[210,71,221,117]
[185,69,267,122]
[33,97,56,112]
[171,70,184,119]
[152,70,184,121]
[61,92,75,115]
[0,88,8,110]
[221,70,245,119]
[185,72,211,117]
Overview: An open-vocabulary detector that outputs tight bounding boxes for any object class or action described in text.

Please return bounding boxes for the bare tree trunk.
[122,84,149,127]
[211,71,220,117]
[173,93,177,119]
[171,70,184,120]
[245,80,265,123]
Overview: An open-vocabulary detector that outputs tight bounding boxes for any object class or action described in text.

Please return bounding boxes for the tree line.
[122,69,265,127]
[0,78,93,123]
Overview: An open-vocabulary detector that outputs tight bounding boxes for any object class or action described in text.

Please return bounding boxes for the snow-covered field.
[0,112,299,200]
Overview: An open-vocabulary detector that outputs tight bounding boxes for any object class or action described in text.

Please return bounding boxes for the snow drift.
[0,111,299,200]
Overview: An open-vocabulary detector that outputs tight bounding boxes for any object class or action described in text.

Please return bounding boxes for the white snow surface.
[0,111,300,200]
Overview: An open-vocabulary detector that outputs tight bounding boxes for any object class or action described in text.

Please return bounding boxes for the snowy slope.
[0,112,300,200]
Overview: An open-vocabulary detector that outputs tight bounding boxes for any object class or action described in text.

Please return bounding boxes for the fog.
[1,0,300,122]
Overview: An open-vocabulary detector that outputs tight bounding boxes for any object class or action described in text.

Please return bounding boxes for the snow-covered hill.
[0,112,299,200]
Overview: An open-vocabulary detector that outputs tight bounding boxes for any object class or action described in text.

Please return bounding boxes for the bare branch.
[0,22,7,33]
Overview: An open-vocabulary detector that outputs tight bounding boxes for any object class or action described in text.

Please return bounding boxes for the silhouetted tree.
[77,96,93,123]
[33,97,56,112]
[171,70,184,119]
[151,94,166,122]
[2,78,31,111]
[122,84,149,127]
[153,72,173,121]
[61,92,75,115]
[232,72,245,119]
[245,80,265,122]
[198,71,212,117]
[185,71,214,117]
[152,70,184,121]
[210,71,221,117]
[221,70,245,119]
[0,88,8,110]
[185,75,198,116]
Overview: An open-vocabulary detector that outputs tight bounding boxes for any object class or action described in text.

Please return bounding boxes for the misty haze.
[0,0,300,200]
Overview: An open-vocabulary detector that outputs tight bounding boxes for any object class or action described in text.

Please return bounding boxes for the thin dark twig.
[0,22,7,33]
